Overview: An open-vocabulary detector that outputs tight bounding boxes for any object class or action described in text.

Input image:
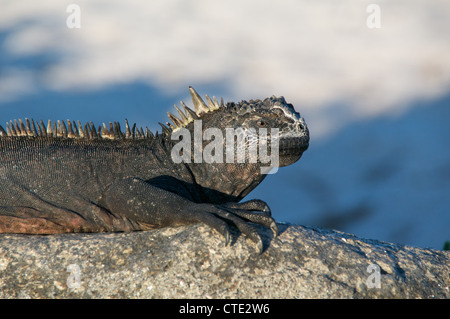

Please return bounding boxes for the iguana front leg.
[98,177,277,253]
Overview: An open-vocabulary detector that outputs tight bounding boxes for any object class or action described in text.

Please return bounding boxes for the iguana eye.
[257,120,267,127]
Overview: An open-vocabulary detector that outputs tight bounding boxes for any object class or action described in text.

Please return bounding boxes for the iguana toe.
[270,221,279,237]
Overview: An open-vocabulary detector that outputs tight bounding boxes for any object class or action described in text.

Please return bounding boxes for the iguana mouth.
[279,136,309,155]
[276,135,309,167]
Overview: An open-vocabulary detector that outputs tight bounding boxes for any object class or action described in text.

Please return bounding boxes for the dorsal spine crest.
[0,87,226,140]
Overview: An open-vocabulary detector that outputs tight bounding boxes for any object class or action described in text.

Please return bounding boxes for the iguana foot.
[99,178,277,253]
[187,199,277,254]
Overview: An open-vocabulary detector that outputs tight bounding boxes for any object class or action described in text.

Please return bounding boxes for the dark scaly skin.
[0,87,309,252]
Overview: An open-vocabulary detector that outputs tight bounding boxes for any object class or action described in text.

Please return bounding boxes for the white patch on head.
[272,103,309,139]
[273,104,301,122]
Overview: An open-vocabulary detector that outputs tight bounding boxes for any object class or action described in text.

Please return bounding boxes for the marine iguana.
[0,87,309,252]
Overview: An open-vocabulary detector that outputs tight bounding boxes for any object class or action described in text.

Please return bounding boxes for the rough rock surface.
[0,223,448,298]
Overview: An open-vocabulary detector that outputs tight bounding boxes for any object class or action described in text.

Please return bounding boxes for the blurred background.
[0,0,449,249]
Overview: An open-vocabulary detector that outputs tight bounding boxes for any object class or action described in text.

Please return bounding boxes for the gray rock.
[0,223,448,298]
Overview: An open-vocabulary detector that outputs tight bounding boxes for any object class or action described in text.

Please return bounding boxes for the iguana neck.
[186,162,267,204]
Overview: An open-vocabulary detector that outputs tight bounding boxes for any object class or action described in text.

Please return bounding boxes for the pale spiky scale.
[101,122,112,139]
[205,94,219,111]
[9,122,15,136]
[89,122,98,139]
[158,122,170,135]
[17,120,25,137]
[166,122,175,130]
[62,120,68,137]
[0,124,7,136]
[9,121,17,136]
[67,120,75,138]
[189,86,210,116]
[109,122,114,135]
[87,122,93,138]
[30,119,39,137]
[56,120,61,136]
[180,100,198,121]
[56,120,62,137]
[25,118,34,137]
[135,126,142,138]
[39,120,46,137]
[83,122,88,139]
[26,118,34,137]
[15,121,20,136]
[205,94,214,108]
[97,125,102,138]
[77,121,84,138]
[174,104,188,123]
[125,119,131,139]
[100,123,106,137]
[47,120,53,137]
[114,122,122,139]
[37,120,42,136]
[52,121,57,137]
[72,121,79,137]
[16,121,21,136]
[167,112,183,128]
[213,96,220,109]
[131,123,136,138]
[83,122,89,139]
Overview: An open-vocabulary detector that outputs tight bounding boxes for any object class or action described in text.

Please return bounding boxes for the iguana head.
[221,93,309,168]
[166,87,309,170]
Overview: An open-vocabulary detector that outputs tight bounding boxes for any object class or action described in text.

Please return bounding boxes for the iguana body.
[0,87,309,252]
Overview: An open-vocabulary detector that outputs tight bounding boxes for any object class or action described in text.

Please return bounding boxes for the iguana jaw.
[277,116,309,167]
[278,135,309,167]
